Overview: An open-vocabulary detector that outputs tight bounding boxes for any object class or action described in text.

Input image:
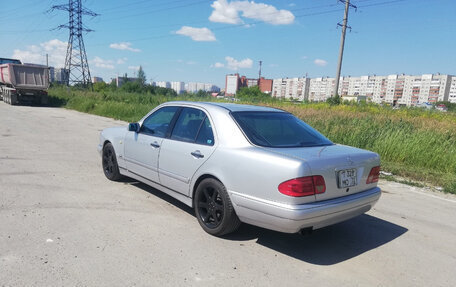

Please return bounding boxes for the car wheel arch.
[103,140,115,154]
[192,174,224,205]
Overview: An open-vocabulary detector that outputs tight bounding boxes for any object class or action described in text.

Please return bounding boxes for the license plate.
[338,168,357,188]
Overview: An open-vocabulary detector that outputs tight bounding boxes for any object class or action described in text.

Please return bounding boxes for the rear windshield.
[232,111,333,148]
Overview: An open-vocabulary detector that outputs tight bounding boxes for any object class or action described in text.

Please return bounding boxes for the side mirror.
[128,123,140,133]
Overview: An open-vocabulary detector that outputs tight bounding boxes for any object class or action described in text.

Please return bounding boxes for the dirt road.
[1,102,455,286]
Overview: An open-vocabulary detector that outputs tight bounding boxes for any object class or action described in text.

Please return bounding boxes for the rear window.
[232,111,333,148]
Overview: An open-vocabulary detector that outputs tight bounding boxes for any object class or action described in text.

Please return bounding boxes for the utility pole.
[333,0,356,98]
[50,0,98,87]
[258,60,262,85]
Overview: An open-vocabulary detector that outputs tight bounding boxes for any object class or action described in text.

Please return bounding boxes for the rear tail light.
[278,175,326,197]
[366,166,380,184]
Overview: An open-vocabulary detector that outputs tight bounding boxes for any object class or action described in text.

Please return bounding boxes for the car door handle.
[191,150,204,158]
[150,141,160,148]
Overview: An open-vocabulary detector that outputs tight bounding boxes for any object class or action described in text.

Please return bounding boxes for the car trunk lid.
[264,144,380,201]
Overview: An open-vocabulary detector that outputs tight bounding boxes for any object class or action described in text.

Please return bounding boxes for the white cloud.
[177,59,197,65]
[213,62,225,68]
[314,59,328,67]
[211,56,253,70]
[225,56,253,70]
[176,26,216,42]
[117,57,127,64]
[209,0,242,24]
[92,57,115,69]
[128,66,140,71]
[109,42,141,52]
[226,56,253,70]
[301,56,308,60]
[12,39,67,68]
[209,0,295,25]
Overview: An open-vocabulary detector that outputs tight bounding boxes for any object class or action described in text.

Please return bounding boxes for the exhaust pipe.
[299,227,313,236]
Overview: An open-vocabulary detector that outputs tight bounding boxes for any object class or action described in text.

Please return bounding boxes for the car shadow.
[224,214,408,265]
[127,180,407,265]
[126,180,195,216]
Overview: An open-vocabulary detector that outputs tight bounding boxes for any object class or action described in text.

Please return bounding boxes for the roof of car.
[165,101,283,113]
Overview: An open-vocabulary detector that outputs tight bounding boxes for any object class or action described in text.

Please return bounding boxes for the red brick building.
[258,77,273,94]
[225,74,273,96]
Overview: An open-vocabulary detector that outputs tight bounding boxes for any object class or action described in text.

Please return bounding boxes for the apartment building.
[152,80,219,94]
[381,74,451,106]
[204,84,221,93]
[171,81,185,94]
[421,74,450,103]
[308,77,335,102]
[338,77,350,96]
[155,81,171,89]
[225,74,239,96]
[185,82,219,93]
[49,67,69,84]
[187,82,198,93]
[92,77,104,83]
[293,74,454,106]
[449,77,456,103]
[272,77,310,101]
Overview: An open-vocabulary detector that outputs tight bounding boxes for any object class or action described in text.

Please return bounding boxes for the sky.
[1,0,455,88]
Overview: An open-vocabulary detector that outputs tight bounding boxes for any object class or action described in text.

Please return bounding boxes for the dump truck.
[0,58,50,105]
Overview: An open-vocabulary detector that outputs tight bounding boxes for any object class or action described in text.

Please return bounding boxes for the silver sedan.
[98,101,381,236]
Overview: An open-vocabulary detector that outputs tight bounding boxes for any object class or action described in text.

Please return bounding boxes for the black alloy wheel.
[102,143,122,181]
[198,185,224,229]
[194,178,241,236]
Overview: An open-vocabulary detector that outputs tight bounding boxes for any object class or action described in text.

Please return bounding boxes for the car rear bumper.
[230,187,381,233]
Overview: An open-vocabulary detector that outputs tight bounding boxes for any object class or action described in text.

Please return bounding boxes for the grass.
[48,86,456,194]
[380,174,426,188]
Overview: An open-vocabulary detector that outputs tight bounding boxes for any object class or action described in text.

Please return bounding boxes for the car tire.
[40,94,49,106]
[102,142,123,181]
[194,178,241,236]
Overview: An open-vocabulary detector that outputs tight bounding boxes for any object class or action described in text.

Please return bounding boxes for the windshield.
[232,111,333,148]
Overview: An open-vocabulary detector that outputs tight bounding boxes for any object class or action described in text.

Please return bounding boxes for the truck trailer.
[0,58,50,105]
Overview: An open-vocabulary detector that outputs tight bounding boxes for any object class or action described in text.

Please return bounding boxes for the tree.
[236,86,270,102]
[93,81,108,92]
[326,95,341,106]
[137,66,146,86]
[120,81,142,93]
[196,90,209,98]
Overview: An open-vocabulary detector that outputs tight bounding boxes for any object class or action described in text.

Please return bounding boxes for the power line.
[76,2,340,35]
[357,0,408,8]
[85,8,346,48]
[1,0,45,14]
[98,1,341,26]
[99,0,199,13]
[99,0,210,24]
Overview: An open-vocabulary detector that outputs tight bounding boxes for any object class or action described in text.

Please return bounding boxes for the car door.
[124,106,179,183]
[158,107,216,196]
